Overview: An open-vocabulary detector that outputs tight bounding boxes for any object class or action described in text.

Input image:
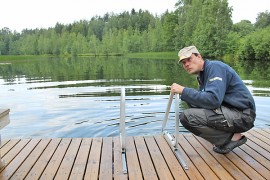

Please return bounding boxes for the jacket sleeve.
[181,64,228,109]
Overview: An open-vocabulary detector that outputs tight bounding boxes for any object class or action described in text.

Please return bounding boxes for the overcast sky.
[1,0,269,32]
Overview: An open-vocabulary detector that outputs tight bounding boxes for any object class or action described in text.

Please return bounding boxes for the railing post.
[162,92,174,132]
[119,88,127,174]
[120,88,126,150]
[161,93,188,170]
[175,94,180,146]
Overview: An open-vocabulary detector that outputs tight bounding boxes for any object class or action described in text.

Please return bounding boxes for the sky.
[1,0,270,33]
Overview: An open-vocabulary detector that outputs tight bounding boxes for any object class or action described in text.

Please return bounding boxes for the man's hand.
[171,83,185,94]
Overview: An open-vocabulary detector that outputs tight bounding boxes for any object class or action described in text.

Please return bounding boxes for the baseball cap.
[178,46,200,63]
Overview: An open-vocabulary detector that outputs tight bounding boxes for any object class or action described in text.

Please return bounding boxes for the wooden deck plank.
[84,137,102,179]
[39,138,72,179]
[69,138,92,180]
[253,128,270,140]
[196,132,267,180]
[0,139,40,179]
[99,137,113,180]
[262,128,270,134]
[0,128,269,180]
[113,136,128,180]
[24,138,62,180]
[233,146,270,179]
[10,139,51,179]
[54,138,82,179]
[144,136,174,180]
[175,134,205,180]
[185,134,235,180]
[195,136,250,180]
[177,134,219,179]
[0,139,10,148]
[125,136,143,180]
[1,139,30,170]
[240,144,270,170]
[245,136,270,161]
[0,139,20,157]
[249,129,270,146]
[224,147,265,180]
[154,135,189,180]
[134,136,158,179]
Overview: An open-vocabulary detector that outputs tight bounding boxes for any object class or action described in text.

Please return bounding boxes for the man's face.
[179,54,203,74]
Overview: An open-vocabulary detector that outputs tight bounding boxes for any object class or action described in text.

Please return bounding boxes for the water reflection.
[0,57,269,139]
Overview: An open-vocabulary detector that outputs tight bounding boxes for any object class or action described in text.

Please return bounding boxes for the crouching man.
[171,46,256,154]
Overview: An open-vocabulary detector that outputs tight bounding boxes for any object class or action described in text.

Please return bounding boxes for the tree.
[232,20,254,37]
[162,11,178,51]
[3,6,268,60]
[225,31,241,55]
[174,0,201,49]
[191,0,232,57]
[54,22,64,34]
[89,17,105,41]
[255,11,270,29]
[88,35,100,55]
[237,26,270,60]
[0,27,12,55]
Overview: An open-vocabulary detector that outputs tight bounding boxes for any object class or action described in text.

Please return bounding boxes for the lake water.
[0,57,270,139]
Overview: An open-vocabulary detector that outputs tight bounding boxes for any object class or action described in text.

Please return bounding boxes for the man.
[171,45,256,154]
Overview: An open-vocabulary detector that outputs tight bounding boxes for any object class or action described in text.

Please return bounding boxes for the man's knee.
[179,112,202,136]
[179,112,189,128]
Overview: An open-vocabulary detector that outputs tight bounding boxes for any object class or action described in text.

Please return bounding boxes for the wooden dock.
[0,128,270,179]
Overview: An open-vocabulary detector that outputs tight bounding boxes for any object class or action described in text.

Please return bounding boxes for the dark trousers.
[179,106,255,146]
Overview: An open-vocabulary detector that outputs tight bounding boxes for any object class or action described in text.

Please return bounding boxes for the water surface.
[0,57,269,139]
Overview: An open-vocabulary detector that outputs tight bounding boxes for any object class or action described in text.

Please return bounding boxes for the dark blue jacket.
[181,60,256,111]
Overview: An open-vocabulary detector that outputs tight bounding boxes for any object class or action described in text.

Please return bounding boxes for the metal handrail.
[119,89,188,172]
[120,88,126,150]
[162,92,174,132]
[119,87,127,174]
[161,92,188,170]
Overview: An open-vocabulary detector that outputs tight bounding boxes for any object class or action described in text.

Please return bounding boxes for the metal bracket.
[162,92,188,170]
[121,148,127,174]
[120,88,128,174]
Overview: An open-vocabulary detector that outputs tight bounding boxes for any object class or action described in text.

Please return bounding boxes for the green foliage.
[237,26,270,60]
[0,55,47,61]
[0,5,269,61]
[0,56,185,86]
[126,52,176,59]
[175,0,233,58]
[161,10,178,51]
[255,11,270,29]
[232,20,254,37]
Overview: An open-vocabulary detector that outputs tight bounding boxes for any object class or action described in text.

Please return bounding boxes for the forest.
[0,0,270,61]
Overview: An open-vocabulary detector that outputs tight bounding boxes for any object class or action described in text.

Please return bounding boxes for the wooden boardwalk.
[0,128,270,180]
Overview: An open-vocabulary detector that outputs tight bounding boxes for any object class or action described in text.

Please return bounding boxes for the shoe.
[213,135,247,154]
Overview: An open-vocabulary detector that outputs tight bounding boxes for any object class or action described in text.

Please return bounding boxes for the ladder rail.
[161,92,188,170]
[161,92,174,132]
[120,87,127,174]
[175,94,180,146]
